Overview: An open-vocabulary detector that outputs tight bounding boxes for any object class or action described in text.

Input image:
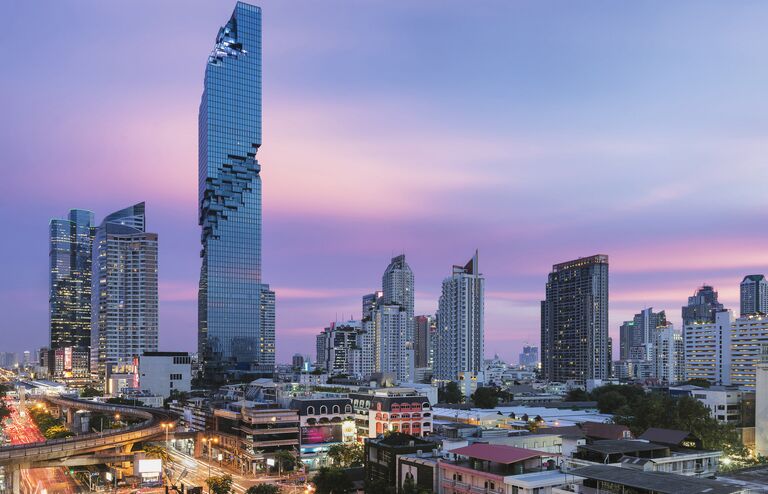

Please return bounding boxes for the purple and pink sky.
[2,1,768,364]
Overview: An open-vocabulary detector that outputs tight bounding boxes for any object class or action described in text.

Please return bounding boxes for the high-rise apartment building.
[362,291,383,319]
[49,209,94,367]
[682,285,724,326]
[91,203,158,387]
[414,315,434,369]
[741,275,768,316]
[654,324,684,385]
[374,304,413,383]
[618,308,667,362]
[382,255,414,321]
[541,254,609,383]
[434,252,485,382]
[198,2,275,380]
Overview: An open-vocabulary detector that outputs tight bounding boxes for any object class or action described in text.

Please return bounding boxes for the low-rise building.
[670,385,743,425]
[213,406,300,474]
[557,464,747,494]
[291,397,356,470]
[567,435,720,478]
[365,433,435,487]
[439,443,568,494]
[351,387,433,439]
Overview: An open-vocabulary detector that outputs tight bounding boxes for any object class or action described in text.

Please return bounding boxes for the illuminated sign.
[137,459,162,474]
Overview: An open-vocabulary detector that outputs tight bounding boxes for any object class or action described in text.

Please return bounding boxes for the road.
[3,400,79,494]
[165,447,305,494]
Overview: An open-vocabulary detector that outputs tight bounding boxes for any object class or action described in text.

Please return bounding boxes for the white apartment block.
[685,310,768,389]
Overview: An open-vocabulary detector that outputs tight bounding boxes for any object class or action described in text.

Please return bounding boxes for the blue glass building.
[198,2,275,380]
[49,209,95,351]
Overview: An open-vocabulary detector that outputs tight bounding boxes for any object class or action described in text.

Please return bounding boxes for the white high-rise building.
[316,320,375,380]
[654,324,684,384]
[434,251,485,382]
[382,255,414,321]
[91,203,158,388]
[374,304,413,383]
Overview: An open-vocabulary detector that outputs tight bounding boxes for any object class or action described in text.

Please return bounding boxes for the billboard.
[300,425,342,445]
[137,459,162,474]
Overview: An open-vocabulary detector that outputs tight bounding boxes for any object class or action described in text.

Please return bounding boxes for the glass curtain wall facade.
[49,209,95,352]
[198,2,275,380]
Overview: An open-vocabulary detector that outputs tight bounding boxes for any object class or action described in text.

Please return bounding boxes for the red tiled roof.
[451,444,544,464]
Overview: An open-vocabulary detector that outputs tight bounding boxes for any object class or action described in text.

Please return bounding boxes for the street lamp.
[201,436,219,492]
[161,422,174,445]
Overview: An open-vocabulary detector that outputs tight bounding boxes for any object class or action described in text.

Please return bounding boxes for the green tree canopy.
[327,442,364,467]
[313,467,353,494]
[472,387,499,409]
[206,474,233,494]
[596,390,628,414]
[80,386,102,398]
[439,381,463,404]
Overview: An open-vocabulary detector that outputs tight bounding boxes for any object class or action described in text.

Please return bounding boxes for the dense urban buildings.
[434,252,485,382]
[541,254,609,383]
[619,307,667,361]
[518,345,539,370]
[91,203,158,388]
[741,274,768,316]
[198,1,275,381]
[682,285,724,325]
[315,320,374,380]
[49,209,94,381]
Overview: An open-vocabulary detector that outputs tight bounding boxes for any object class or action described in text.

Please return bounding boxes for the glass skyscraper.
[49,209,95,351]
[198,2,275,380]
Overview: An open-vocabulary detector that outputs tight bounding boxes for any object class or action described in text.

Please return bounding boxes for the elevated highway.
[0,395,178,492]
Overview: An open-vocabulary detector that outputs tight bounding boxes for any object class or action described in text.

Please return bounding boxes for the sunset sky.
[2,1,768,363]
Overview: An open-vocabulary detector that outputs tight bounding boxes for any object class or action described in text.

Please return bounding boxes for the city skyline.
[3,1,768,363]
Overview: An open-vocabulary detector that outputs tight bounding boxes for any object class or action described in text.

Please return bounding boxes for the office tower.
[434,251,485,382]
[741,275,768,316]
[49,209,95,365]
[382,255,414,319]
[292,354,305,370]
[374,304,413,383]
[23,351,31,367]
[619,308,667,362]
[414,315,434,369]
[362,291,383,319]
[91,203,158,387]
[654,324,683,385]
[682,285,724,325]
[541,254,609,383]
[518,345,539,370]
[198,2,275,380]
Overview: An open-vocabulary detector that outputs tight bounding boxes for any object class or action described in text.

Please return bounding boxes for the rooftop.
[451,444,546,464]
[570,465,744,494]
[578,440,667,455]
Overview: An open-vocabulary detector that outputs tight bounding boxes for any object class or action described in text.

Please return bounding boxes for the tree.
[43,424,74,439]
[273,449,297,475]
[596,391,628,414]
[682,378,711,388]
[144,444,169,464]
[364,478,395,494]
[472,387,498,409]
[80,386,102,398]
[313,467,353,494]
[327,442,364,468]
[439,381,463,404]
[246,485,280,494]
[564,388,590,402]
[0,385,11,420]
[206,474,233,494]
